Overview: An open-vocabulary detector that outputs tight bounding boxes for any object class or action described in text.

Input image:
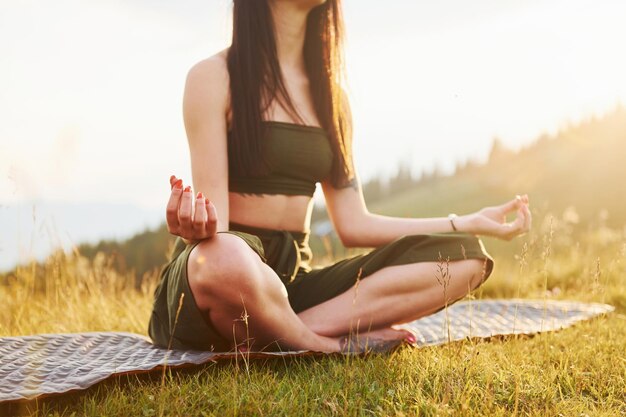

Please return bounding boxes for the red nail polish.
[184,185,191,192]
[197,192,204,199]
[173,180,183,189]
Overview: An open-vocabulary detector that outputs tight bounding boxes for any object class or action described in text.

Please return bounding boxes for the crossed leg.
[187,233,487,352]
[187,233,341,352]
[297,258,487,337]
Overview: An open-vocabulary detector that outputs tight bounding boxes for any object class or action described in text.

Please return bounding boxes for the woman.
[148,0,531,353]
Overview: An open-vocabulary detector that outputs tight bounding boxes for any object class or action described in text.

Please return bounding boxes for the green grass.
[2,212,625,416]
[7,319,624,416]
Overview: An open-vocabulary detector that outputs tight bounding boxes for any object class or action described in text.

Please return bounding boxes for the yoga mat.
[0,299,614,403]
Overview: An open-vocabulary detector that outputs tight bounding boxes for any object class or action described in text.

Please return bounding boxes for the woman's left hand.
[460,194,532,240]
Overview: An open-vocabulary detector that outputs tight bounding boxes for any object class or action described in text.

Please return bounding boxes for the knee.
[460,258,489,291]
[441,258,486,293]
[188,233,263,296]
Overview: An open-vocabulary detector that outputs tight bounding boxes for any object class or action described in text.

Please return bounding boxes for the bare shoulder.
[187,49,229,86]
[183,49,230,126]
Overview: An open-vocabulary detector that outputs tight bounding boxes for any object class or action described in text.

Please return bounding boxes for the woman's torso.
[227,69,326,233]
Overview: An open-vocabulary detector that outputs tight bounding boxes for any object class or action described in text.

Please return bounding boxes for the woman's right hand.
[166,175,218,242]
[463,194,531,241]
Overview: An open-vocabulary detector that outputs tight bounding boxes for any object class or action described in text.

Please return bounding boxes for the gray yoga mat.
[0,299,614,403]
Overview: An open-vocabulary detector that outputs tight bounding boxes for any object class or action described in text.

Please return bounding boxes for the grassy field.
[2,212,625,416]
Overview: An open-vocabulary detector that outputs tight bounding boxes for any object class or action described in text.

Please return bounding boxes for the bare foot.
[339,327,417,353]
[357,327,416,345]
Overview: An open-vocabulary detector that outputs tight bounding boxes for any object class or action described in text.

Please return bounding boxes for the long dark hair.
[226,0,354,187]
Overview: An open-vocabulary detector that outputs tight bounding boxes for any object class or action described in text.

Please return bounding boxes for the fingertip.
[505,196,521,209]
[179,186,191,199]
[207,205,217,222]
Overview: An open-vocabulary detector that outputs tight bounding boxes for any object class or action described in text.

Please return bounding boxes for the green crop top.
[228,121,334,197]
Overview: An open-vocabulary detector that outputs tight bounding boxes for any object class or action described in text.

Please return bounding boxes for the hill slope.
[353,106,626,226]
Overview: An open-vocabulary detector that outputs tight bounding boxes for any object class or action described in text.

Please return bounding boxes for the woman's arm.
[322,178,530,247]
[165,55,230,244]
[182,56,230,233]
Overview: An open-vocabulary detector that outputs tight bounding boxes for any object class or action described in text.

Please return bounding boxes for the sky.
[1,0,626,268]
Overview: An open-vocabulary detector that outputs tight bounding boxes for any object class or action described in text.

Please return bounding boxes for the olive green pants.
[148,222,495,351]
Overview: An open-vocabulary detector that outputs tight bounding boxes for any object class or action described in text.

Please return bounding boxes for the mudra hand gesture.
[463,194,532,240]
[166,175,218,241]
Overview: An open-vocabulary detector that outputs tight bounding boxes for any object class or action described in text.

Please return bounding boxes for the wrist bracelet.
[448,213,458,231]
